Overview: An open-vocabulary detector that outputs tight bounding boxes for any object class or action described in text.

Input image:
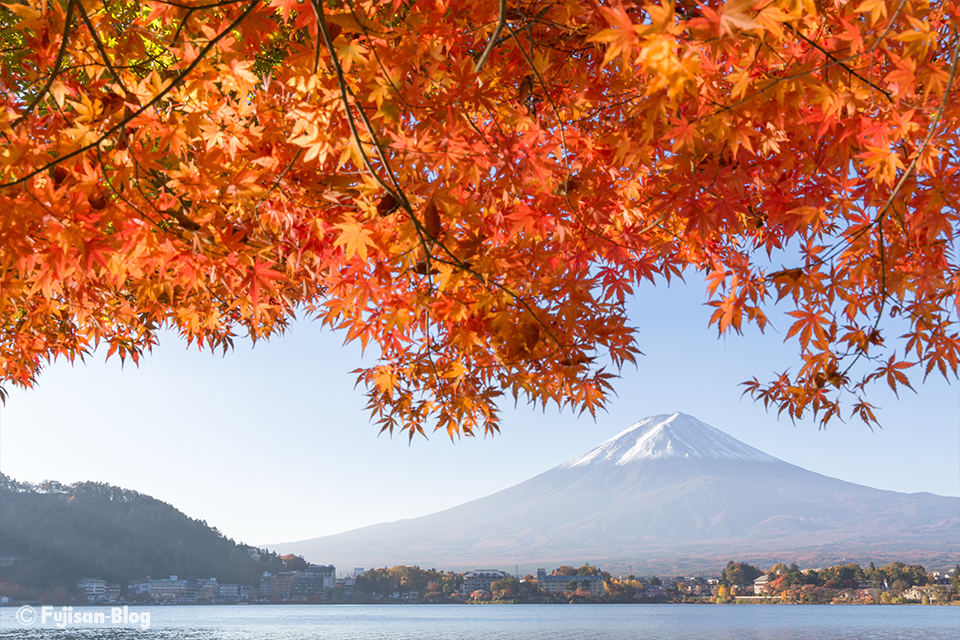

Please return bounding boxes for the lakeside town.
[11,560,958,607]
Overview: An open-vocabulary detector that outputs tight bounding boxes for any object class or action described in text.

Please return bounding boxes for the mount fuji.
[274,413,959,573]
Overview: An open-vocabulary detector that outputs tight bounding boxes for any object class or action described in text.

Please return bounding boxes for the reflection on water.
[2,604,958,640]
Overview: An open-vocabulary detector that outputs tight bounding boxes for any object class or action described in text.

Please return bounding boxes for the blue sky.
[1,275,956,549]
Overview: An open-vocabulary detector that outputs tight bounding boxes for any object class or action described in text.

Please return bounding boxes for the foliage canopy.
[1,0,957,437]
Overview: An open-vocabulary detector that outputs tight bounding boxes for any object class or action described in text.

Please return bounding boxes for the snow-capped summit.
[563,412,779,467]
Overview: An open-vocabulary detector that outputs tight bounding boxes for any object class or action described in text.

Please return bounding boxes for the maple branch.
[419,312,443,403]
[75,1,129,93]
[754,24,960,311]
[171,9,198,48]
[872,32,960,229]
[16,0,77,124]
[252,148,303,227]
[150,0,252,8]
[474,0,508,75]
[700,0,909,124]
[0,0,263,189]
[95,147,179,238]
[312,0,499,338]
[342,1,443,113]
[504,22,629,251]
[425,254,572,358]
[22,181,66,224]
[133,159,206,235]
[309,1,403,201]
[567,91,644,124]
[485,5,553,53]
[786,24,892,104]
[633,196,670,237]
[309,0,454,378]
[349,18,607,365]
[99,146,220,257]
[835,218,891,384]
[813,27,960,270]
[311,0,449,349]
[92,158,253,307]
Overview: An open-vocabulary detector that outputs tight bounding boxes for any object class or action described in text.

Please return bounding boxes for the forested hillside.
[0,475,300,592]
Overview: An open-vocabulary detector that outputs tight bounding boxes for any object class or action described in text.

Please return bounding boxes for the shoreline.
[3,600,956,607]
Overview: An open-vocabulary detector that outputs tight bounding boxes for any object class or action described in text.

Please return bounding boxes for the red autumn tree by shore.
[1,0,957,437]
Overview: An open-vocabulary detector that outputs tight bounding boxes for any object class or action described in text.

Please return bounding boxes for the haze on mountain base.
[272,413,960,574]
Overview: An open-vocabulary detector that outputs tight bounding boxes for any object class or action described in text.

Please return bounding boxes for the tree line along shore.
[4,561,958,606]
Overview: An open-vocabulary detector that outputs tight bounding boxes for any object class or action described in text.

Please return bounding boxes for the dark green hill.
[0,474,303,592]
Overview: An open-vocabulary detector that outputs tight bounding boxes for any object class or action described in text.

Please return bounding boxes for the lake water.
[2,603,958,639]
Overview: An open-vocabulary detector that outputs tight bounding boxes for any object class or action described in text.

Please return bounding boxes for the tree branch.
[16,0,77,124]
[474,0,507,75]
[76,2,129,93]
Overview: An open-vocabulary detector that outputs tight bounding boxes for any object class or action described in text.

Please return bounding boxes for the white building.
[462,570,506,593]
[752,575,771,594]
[536,568,604,595]
[148,575,189,601]
[305,564,337,590]
[78,578,106,602]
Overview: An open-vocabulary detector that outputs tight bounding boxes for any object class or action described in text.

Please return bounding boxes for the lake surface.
[2,603,958,639]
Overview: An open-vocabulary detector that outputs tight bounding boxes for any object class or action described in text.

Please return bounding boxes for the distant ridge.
[271,412,960,574]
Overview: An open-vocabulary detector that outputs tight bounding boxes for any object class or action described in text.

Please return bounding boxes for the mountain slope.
[272,413,960,573]
[0,475,300,591]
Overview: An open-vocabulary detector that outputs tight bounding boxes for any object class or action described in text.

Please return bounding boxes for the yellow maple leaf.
[855,0,888,27]
[859,146,905,186]
[0,1,41,19]
[333,219,374,261]
[720,0,761,37]
[337,43,368,73]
